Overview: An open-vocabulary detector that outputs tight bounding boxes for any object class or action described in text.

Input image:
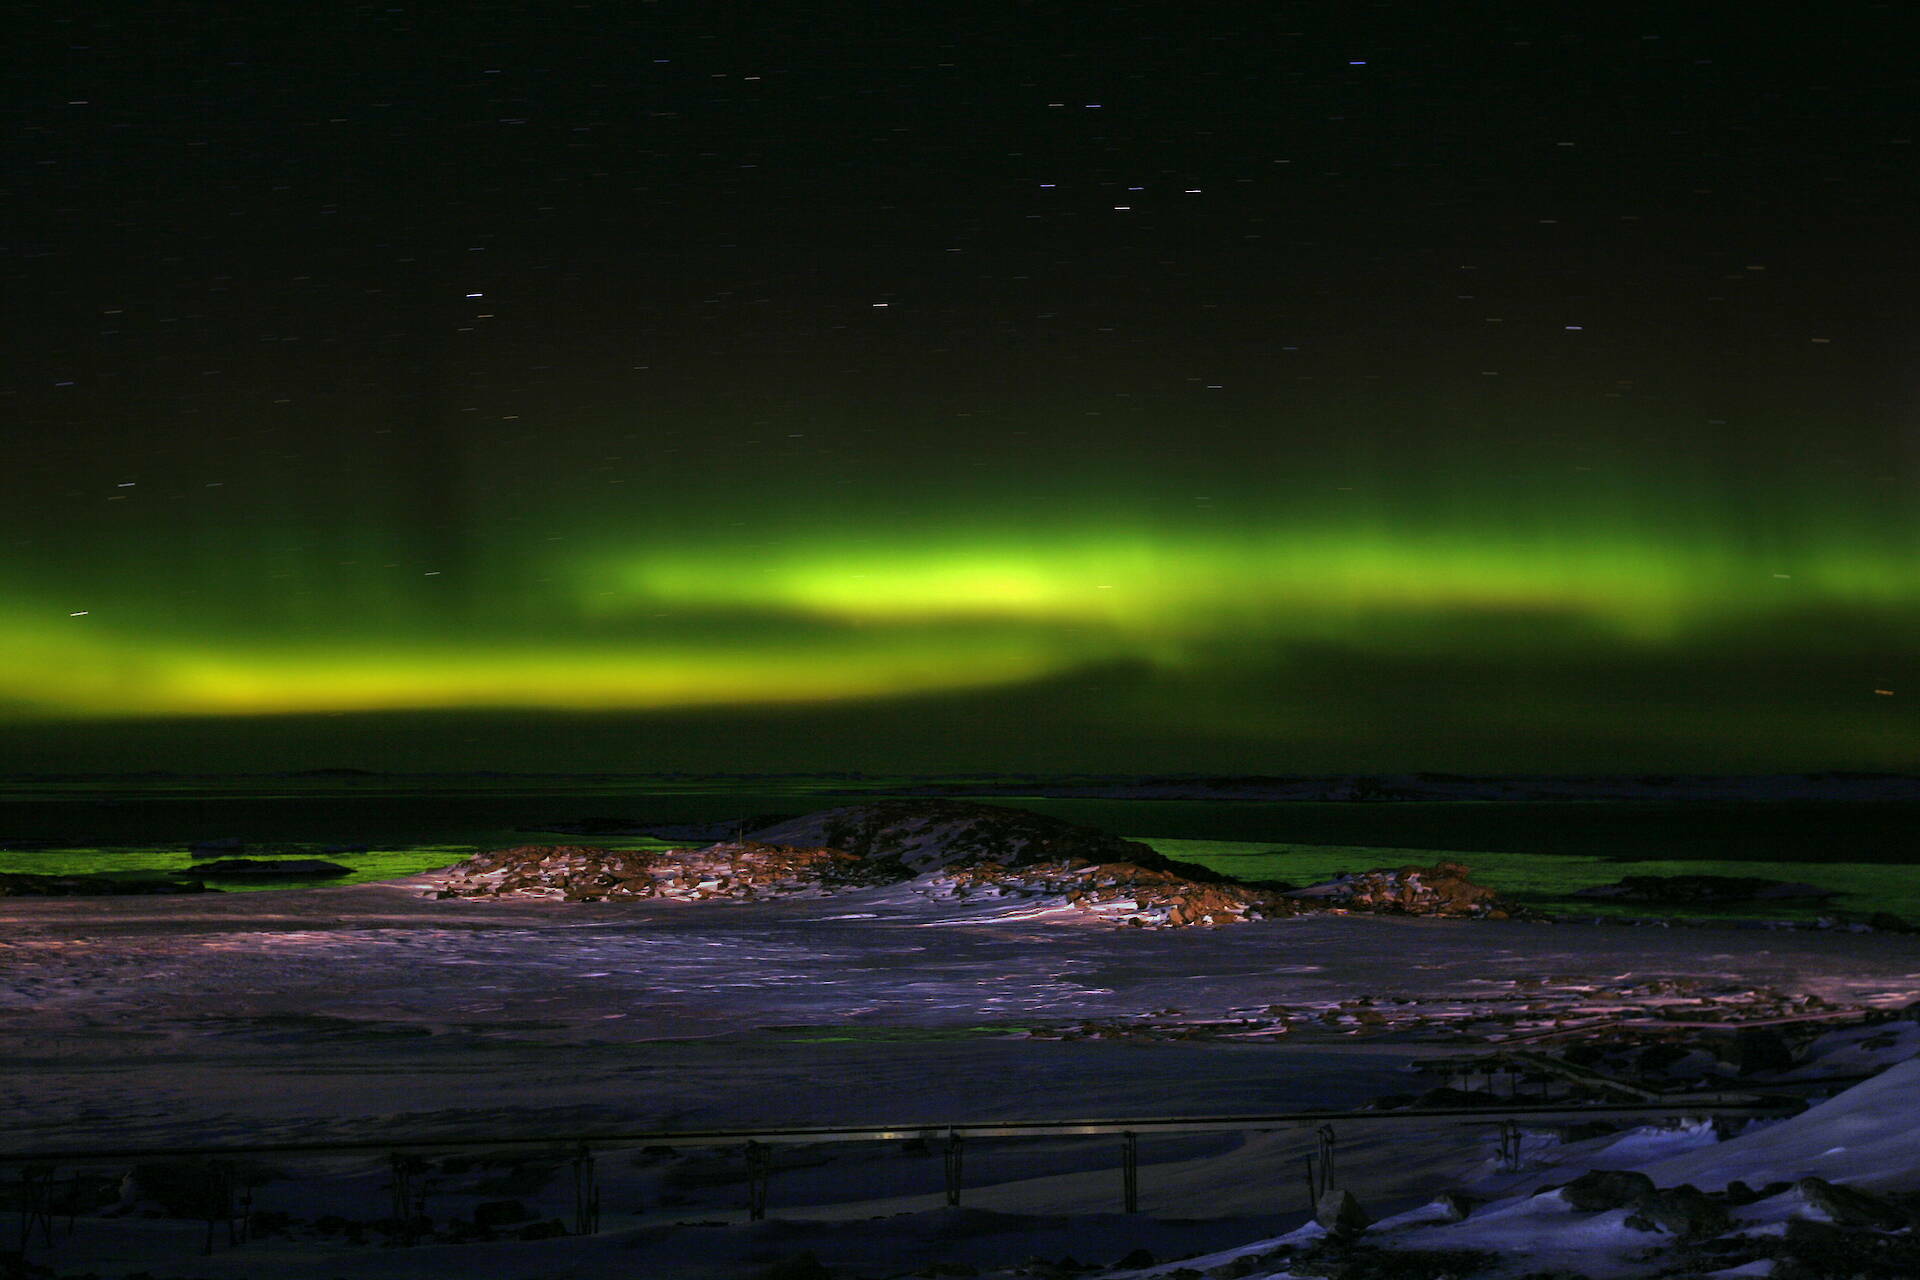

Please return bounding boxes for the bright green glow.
[7,504,1916,721]
[601,525,1910,643]
[0,617,1084,717]
[4,421,1917,773]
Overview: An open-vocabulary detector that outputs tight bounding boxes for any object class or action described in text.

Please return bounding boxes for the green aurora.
[11,5,1920,776]
[5,425,1915,774]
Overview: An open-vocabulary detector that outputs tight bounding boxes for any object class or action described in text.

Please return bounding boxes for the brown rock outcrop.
[429,805,1511,929]
[432,842,907,902]
[916,857,1302,927]
[1284,861,1506,917]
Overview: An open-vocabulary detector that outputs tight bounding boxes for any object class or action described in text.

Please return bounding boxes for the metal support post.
[943,1131,964,1207]
[572,1145,599,1235]
[1499,1119,1522,1172]
[1120,1131,1139,1214]
[745,1142,771,1221]
[201,1159,236,1256]
[389,1154,427,1245]
[17,1165,55,1252]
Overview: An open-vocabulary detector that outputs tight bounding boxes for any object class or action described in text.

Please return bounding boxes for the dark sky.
[5,3,1918,774]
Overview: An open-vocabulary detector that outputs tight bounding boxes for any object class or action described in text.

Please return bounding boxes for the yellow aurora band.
[5,513,1915,720]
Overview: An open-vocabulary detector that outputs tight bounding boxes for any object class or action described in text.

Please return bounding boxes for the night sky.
[6,5,1918,774]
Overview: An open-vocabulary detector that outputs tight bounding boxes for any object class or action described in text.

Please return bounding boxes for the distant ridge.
[5,771,1919,803]
[901,773,1920,803]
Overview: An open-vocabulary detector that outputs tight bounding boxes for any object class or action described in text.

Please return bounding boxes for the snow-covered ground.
[1129,1051,1920,1279]
[5,871,1920,1277]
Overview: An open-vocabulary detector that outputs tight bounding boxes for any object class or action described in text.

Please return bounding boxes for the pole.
[745,1142,771,1221]
[943,1132,963,1207]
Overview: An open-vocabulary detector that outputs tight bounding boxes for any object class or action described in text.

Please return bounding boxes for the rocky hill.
[429,802,1508,927]
[744,799,1233,878]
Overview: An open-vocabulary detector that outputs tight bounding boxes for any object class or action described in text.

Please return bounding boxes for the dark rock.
[191,858,353,877]
[1796,1175,1910,1229]
[0,872,211,897]
[1559,1169,1656,1211]
[516,1218,567,1241]
[1113,1248,1155,1268]
[1623,1183,1730,1238]
[1572,874,1836,905]
[471,1198,533,1227]
[1430,1190,1481,1222]
[1314,1187,1372,1238]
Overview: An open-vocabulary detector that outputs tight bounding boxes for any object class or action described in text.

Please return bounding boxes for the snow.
[1639,1056,1920,1191]
[1132,1056,1920,1278]
[5,871,1920,1277]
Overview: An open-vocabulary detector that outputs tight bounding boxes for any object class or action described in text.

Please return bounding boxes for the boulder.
[1558,1169,1657,1211]
[1624,1183,1731,1238]
[191,858,353,877]
[1313,1187,1372,1238]
[0,872,210,897]
[1430,1190,1481,1222]
[1795,1175,1909,1230]
[1572,874,1836,905]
